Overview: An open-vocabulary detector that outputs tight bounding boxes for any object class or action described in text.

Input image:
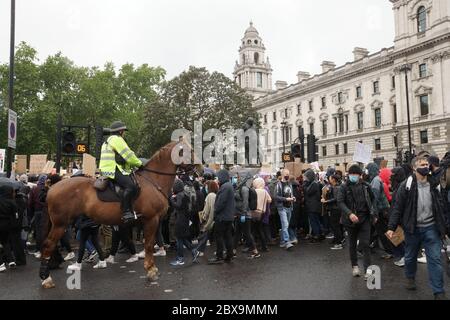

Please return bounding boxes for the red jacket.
[379,168,392,203]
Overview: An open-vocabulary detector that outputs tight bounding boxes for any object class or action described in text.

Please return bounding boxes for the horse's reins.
[135,165,199,199]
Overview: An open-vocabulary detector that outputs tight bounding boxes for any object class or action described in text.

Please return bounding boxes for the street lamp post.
[281,121,287,166]
[400,64,413,163]
[6,0,15,177]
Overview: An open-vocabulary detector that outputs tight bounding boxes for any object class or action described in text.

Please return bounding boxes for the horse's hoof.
[147,268,159,281]
[42,276,55,289]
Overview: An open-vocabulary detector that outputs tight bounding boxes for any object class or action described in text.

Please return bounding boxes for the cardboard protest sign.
[15,155,27,174]
[386,226,404,247]
[83,153,97,177]
[380,160,388,168]
[29,155,47,174]
[42,161,56,174]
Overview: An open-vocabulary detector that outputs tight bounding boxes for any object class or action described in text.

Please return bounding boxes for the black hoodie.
[214,170,236,222]
[0,185,18,231]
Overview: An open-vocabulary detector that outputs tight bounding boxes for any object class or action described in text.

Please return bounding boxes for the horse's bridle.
[135,164,200,200]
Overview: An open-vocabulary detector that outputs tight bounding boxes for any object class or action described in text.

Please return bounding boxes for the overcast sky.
[0,0,395,84]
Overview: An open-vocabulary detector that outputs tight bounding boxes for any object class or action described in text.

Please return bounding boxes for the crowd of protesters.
[1,150,450,299]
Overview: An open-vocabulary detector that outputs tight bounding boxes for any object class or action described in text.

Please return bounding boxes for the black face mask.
[416,167,430,177]
[284,176,289,181]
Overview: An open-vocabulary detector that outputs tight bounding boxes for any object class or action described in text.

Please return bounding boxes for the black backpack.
[248,187,258,211]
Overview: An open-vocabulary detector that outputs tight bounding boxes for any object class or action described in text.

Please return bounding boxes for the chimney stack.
[321,61,336,73]
[296,71,310,83]
[353,47,369,61]
[275,80,288,90]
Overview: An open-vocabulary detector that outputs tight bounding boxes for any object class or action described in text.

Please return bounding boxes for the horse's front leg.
[143,215,160,281]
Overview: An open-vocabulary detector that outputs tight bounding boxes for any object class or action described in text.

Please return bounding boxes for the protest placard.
[83,153,97,177]
[29,155,47,174]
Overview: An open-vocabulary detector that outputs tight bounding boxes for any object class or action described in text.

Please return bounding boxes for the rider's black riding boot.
[121,189,137,223]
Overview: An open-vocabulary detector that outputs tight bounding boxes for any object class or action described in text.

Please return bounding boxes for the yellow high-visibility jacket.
[99,135,142,179]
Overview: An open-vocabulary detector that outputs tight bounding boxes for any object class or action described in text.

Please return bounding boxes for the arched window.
[254,40,258,45]
[254,52,259,64]
[247,39,252,44]
[417,6,426,33]
[242,54,246,64]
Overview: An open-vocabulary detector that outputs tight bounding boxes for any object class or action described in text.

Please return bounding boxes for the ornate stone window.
[417,6,426,33]
[254,52,260,64]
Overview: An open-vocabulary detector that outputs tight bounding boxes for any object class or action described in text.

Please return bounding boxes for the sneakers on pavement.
[154,249,167,257]
[137,250,146,259]
[170,259,185,266]
[394,257,405,267]
[331,244,343,250]
[0,263,6,272]
[285,243,294,250]
[64,251,76,261]
[93,260,107,269]
[126,254,139,263]
[34,252,41,259]
[68,262,82,271]
[105,255,115,264]
[352,266,361,277]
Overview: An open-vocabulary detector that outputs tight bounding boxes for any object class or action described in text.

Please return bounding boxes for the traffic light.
[62,131,76,154]
[291,143,302,158]
[307,134,319,163]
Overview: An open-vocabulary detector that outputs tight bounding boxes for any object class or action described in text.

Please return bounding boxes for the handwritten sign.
[353,142,372,164]
[29,155,47,174]
[0,149,5,173]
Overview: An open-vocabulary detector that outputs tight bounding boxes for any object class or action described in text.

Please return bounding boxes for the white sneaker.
[192,239,198,245]
[34,252,41,259]
[0,263,6,272]
[291,239,298,245]
[285,242,294,250]
[206,240,211,247]
[394,257,405,267]
[199,252,204,257]
[93,260,107,269]
[126,254,139,263]
[417,255,427,264]
[352,266,361,277]
[154,250,166,257]
[68,262,82,271]
[105,255,115,264]
[154,244,160,250]
[137,250,146,259]
[8,262,16,268]
[64,252,75,261]
[364,269,373,281]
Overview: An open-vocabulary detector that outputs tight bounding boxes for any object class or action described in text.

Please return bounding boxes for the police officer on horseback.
[99,121,143,224]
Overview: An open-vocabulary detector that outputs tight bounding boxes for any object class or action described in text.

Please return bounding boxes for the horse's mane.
[148,141,179,164]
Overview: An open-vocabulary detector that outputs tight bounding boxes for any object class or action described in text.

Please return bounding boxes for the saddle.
[94,174,140,203]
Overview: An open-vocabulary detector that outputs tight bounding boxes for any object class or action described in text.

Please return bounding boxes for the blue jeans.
[76,230,95,254]
[176,237,194,260]
[308,213,322,237]
[278,206,296,244]
[404,225,444,294]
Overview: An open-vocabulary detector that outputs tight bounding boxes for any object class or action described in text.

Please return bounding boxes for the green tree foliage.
[0,42,165,159]
[140,66,258,157]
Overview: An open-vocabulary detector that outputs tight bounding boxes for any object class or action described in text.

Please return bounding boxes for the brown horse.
[39,141,202,288]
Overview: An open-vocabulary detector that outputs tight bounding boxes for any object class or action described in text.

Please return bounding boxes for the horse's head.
[171,141,204,177]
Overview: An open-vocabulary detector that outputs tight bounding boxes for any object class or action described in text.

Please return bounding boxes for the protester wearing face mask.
[274,169,296,250]
[337,164,377,279]
[387,156,448,300]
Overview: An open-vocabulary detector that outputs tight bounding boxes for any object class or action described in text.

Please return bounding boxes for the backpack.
[183,184,197,214]
[248,187,258,211]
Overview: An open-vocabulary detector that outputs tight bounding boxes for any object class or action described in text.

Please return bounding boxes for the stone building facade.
[236,0,450,169]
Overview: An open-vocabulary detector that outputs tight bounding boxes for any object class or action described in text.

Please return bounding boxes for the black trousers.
[34,210,44,251]
[214,221,233,260]
[77,227,104,263]
[0,230,14,265]
[374,214,394,254]
[251,220,267,250]
[329,209,344,244]
[110,225,136,256]
[155,218,165,248]
[9,229,26,265]
[233,218,256,251]
[60,229,73,253]
[346,218,371,271]
[115,168,138,212]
